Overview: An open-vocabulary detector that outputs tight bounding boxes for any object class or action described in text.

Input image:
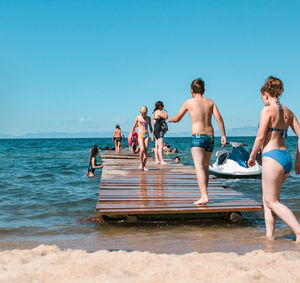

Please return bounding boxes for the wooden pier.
[95,151,262,223]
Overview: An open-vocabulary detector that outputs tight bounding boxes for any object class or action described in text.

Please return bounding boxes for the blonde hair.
[140,106,148,114]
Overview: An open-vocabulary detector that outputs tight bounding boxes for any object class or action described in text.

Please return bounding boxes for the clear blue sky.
[1,0,300,136]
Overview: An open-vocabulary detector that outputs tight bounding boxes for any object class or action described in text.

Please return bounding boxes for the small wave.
[18,174,34,179]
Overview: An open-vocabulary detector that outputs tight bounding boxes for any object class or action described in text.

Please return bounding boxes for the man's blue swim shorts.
[191,135,214,153]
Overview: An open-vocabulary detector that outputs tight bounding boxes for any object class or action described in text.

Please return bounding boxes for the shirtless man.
[169,78,226,205]
[112,125,124,154]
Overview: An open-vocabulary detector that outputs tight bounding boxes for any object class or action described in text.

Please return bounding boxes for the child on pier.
[130,106,154,171]
[248,76,300,242]
[169,78,226,205]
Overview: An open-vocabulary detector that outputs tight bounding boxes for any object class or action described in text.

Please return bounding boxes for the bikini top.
[137,119,148,127]
[267,101,288,139]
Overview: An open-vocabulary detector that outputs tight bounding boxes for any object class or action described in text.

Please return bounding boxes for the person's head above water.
[260,76,284,106]
[174,156,180,163]
[90,145,98,158]
[153,101,164,113]
[191,78,205,95]
[140,106,148,116]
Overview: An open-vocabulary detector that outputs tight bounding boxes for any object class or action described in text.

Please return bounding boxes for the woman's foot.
[138,164,143,169]
[265,234,275,241]
[155,161,161,164]
[194,196,209,205]
[160,161,167,165]
[296,234,300,243]
[143,167,148,172]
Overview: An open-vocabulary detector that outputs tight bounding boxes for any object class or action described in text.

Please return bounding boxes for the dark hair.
[153,101,164,113]
[191,78,205,94]
[116,125,120,129]
[167,145,171,148]
[261,76,284,98]
[90,145,98,158]
[174,156,180,161]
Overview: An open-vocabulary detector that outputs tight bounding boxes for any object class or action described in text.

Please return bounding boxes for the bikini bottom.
[138,133,149,139]
[262,149,292,174]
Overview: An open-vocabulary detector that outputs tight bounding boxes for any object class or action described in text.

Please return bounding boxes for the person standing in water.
[130,106,154,171]
[169,78,226,205]
[112,125,124,154]
[152,101,168,165]
[87,145,103,177]
[248,76,300,242]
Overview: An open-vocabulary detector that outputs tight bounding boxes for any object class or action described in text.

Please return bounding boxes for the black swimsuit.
[154,118,168,139]
[87,157,97,173]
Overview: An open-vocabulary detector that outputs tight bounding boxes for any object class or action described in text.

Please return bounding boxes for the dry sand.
[0,245,300,283]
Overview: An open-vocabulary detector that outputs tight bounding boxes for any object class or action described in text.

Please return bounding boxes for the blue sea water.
[0,137,299,254]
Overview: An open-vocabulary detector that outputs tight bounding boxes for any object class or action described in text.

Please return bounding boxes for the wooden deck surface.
[96,150,262,220]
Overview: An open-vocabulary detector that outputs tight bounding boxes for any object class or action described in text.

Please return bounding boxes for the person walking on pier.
[152,101,168,165]
[248,76,300,242]
[130,106,154,171]
[112,125,124,154]
[169,78,226,205]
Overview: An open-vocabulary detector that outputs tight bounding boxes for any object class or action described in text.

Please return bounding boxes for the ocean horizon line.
[1,126,297,139]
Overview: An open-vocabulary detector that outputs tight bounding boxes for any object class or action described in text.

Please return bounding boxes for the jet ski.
[209,142,262,179]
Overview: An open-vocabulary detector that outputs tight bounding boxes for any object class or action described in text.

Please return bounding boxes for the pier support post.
[225,212,243,224]
[126,215,138,223]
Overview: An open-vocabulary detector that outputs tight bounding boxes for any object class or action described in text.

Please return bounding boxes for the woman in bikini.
[130,106,154,171]
[152,101,168,165]
[248,76,300,242]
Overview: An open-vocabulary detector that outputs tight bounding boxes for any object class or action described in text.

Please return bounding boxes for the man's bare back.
[169,94,225,137]
[185,96,214,136]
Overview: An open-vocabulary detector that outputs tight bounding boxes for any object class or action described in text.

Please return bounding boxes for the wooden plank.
[96,151,263,219]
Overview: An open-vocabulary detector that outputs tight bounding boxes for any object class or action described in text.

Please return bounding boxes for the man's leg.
[191,147,209,205]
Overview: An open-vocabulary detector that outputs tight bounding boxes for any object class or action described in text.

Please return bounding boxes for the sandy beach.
[0,245,299,283]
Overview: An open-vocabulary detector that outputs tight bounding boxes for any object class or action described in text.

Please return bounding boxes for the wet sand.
[1,244,300,283]
[1,221,300,255]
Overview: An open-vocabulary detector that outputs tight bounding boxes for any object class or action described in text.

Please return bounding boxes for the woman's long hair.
[90,145,98,158]
[153,101,164,113]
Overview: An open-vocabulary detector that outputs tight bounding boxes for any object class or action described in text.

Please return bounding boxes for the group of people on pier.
[88,76,300,242]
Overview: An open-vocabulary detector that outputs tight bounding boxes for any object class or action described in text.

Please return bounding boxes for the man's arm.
[212,103,226,147]
[168,102,187,123]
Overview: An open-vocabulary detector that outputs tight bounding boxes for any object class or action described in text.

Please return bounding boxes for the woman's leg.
[138,136,145,169]
[262,157,300,240]
[143,137,149,171]
[158,138,167,165]
[155,139,160,164]
[263,172,288,239]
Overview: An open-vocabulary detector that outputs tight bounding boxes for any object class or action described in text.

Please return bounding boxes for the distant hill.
[0,126,296,139]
